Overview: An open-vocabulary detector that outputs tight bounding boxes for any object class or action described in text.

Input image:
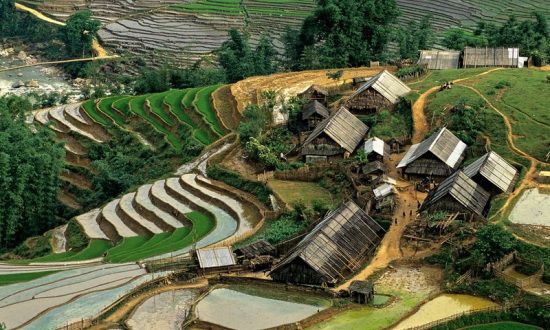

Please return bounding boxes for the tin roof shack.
[298,85,329,106]
[463,151,518,195]
[301,107,368,162]
[346,70,411,115]
[270,201,385,286]
[302,100,330,130]
[235,240,276,259]
[463,47,520,68]
[420,171,491,220]
[418,50,460,69]
[195,247,237,275]
[397,128,467,180]
[373,183,395,212]
[349,281,374,304]
[364,137,390,162]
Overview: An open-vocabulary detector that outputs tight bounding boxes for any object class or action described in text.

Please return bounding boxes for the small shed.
[196,247,237,269]
[301,107,369,162]
[362,161,386,182]
[302,100,330,130]
[235,240,276,259]
[346,70,411,114]
[418,50,460,70]
[463,151,518,195]
[364,137,390,161]
[463,47,520,68]
[397,128,467,179]
[270,200,385,286]
[420,171,491,219]
[298,85,329,106]
[349,280,374,304]
[373,183,395,211]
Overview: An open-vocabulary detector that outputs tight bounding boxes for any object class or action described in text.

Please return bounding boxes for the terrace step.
[100,199,139,238]
[75,209,108,240]
[119,193,164,234]
[134,184,185,230]
[149,180,193,225]
[49,106,107,143]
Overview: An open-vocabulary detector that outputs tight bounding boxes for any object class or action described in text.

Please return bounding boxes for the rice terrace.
[0,0,549,329]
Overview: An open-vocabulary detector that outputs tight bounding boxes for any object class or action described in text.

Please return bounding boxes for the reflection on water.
[510,188,550,226]
[392,294,498,330]
[196,288,324,330]
[126,289,199,330]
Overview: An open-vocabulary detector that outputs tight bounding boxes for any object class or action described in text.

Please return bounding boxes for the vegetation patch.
[193,84,226,136]
[267,179,336,209]
[207,165,273,206]
[0,270,58,286]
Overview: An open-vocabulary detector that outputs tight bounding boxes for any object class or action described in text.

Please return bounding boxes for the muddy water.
[126,289,199,330]
[196,288,325,329]
[392,294,498,330]
[510,188,550,226]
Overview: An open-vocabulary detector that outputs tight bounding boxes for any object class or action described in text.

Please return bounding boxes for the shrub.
[207,165,273,207]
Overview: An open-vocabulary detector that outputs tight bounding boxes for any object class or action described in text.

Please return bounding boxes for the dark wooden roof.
[235,240,276,258]
[302,100,330,120]
[348,70,411,104]
[270,201,385,284]
[420,171,491,217]
[362,161,386,174]
[302,107,369,154]
[349,280,373,294]
[462,151,518,193]
[418,50,460,69]
[299,84,329,97]
[398,128,467,171]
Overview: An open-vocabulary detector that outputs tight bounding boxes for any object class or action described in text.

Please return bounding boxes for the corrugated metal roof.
[397,128,466,170]
[463,151,518,193]
[270,201,384,284]
[302,100,330,120]
[196,247,236,269]
[364,137,389,158]
[348,70,411,104]
[302,107,368,154]
[463,47,520,67]
[421,171,490,217]
[373,183,393,200]
[418,50,460,69]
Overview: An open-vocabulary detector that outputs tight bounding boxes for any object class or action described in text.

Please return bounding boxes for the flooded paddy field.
[195,284,331,329]
[509,188,550,226]
[392,294,499,330]
[126,289,200,330]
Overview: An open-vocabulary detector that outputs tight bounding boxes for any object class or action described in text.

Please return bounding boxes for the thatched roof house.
[463,47,520,68]
[420,171,491,218]
[301,107,368,160]
[397,128,467,178]
[302,100,330,130]
[270,201,385,285]
[235,240,276,259]
[418,50,460,69]
[298,85,329,106]
[364,137,390,161]
[463,151,518,194]
[346,70,411,114]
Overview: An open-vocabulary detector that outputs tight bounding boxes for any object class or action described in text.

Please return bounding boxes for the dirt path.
[410,68,503,144]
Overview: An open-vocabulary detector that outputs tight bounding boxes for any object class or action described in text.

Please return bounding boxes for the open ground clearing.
[267,179,337,209]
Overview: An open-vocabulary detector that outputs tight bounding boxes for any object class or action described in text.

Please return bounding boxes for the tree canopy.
[61,10,101,58]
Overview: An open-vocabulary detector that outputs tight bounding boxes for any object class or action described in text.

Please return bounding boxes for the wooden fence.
[490,251,544,289]
[404,306,503,330]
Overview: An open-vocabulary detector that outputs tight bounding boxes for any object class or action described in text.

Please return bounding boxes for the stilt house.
[397,128,467,179]
[346,70,411,114]
[463,151,518,195]
[418,50,461,70]
[298,85,329,106]
[301,107,368,162]
[302,100,330,130]
[420,171,491,219]
[270,201,385,286]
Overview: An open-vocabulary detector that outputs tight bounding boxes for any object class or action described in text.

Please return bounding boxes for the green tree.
[398,16,434,60]
[0,0,16,35]
[61,10,101,57]
[472,224,516,264]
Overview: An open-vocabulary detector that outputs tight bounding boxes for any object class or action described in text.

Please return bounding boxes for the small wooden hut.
[463,47,520,68]
[346,70,411,114]
[364,137,390,162]
[397,128,467,180]
[349,281,374,304]
[418,50,460,70]
[362,161,386,183]
[301,107,368,162]
[420,171,491,219]
[463,151,518,195]
[195,247,237,273]
[270,201,385,286]
[235,240,276,259]
[373,183,395,212]
[302,100,330,130]
[298,85,329,106]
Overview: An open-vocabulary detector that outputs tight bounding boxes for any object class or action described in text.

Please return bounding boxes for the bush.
[65,219,89,251]
[207,165,273,207]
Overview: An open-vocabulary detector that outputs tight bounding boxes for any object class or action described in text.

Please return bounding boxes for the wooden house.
[362,161,386,183]
[349,281,374,304]
[463,151,518,195]
[235,240,276,259]
[298,85,329,106]
[270,201,385,286]
[364,137,390,162]
[302,100,330,130]
[397,128,467,180]
[463,47,520,68]
[301,107,369,162]
[346,70,411,114]
[418,50,460,70]
[420,171,491,219]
